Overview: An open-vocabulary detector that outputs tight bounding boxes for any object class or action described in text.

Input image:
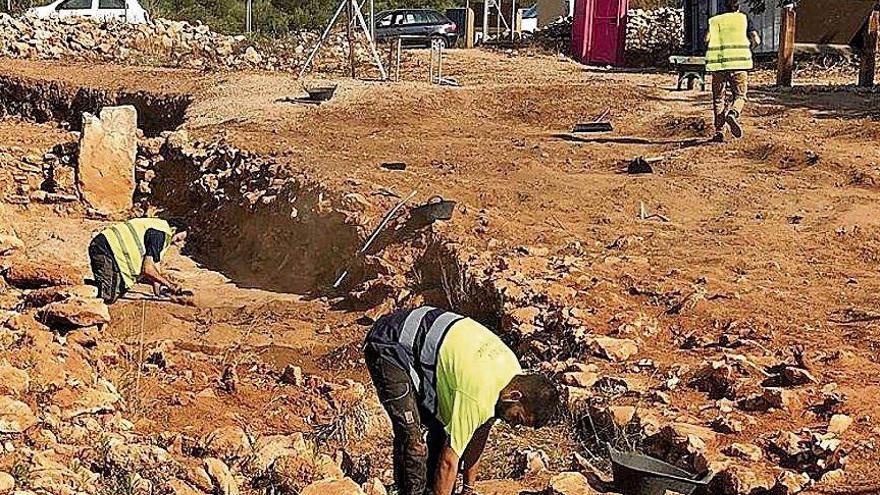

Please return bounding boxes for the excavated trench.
[0,75,191,136]
[0,73,508,316]
[145,141,506,310]
[146,143,366,294]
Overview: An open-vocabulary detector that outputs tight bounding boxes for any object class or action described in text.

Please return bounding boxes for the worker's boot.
[726,110,743,139]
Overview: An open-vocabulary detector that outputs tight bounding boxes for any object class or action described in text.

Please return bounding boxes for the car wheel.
[430,36,447,50]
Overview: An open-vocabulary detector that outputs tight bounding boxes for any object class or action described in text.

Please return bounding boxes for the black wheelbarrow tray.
[409,196,456,224]
[303,84,338,101]
[608,445,713,495]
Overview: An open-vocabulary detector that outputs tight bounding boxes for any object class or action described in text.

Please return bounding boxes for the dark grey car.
[374,9,459,48]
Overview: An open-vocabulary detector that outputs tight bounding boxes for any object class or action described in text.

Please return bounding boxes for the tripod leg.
[353,0,387,79]
[347,0,355,78]
[298,0,347,78]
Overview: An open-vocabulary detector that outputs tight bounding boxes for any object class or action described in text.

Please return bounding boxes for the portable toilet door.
[570,0,628,65]
[571,0,595,64]
[589,0,628,64]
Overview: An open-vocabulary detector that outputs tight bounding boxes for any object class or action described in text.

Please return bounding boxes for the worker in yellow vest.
[365,306,560,495]
[706,0,761,142]
[88,217,189,304]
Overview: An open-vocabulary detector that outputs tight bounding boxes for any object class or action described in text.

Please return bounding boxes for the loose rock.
[547,471,597,495]
[38,297,110,328]
[204,458,239,495]
[77,106,138,214]
[0,395,38,433]
[588,336,638,362]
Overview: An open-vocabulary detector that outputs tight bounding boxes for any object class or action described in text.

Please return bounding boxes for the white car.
[28,0,149,23]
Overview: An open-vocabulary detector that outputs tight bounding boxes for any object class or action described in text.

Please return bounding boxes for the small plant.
[10,461,30,490]
[105,469,138,495]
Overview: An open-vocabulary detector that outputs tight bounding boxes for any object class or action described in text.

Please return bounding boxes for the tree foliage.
[142,0,457,35]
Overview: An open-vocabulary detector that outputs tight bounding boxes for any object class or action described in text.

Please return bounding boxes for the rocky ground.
[0,13,381,74]
[1,28,880,495]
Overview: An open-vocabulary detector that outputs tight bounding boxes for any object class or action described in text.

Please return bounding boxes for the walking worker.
[364,306,560,495]
[706,0,761,142]
[88,217,189,304]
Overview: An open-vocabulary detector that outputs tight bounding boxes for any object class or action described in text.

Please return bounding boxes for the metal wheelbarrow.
[302,83,338,102]
[608,445,713,495]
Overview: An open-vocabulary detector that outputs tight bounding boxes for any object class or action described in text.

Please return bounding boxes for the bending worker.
[706,0,760,142]
[88,217,189,304]
[364,306,560,495]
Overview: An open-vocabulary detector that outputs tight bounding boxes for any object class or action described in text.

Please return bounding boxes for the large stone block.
[77,106,138,214]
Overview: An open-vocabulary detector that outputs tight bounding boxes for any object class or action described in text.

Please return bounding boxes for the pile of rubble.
[0,13,373,72]
[626,7,684,65]
[532,7,683,65]
[533,16,573,51]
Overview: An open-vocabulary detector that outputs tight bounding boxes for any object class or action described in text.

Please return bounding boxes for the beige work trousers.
[711,70,748,132]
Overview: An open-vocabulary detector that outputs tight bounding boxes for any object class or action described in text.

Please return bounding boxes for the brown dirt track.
[2,49,880,493]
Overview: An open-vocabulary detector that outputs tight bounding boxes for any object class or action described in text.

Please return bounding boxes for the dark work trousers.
[88,237,124,304]
[364,345,447,495]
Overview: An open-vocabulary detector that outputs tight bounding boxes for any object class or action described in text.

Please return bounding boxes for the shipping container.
[683,0,876,56]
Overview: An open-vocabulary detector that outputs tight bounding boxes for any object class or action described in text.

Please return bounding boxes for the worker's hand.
[157,283,185,297]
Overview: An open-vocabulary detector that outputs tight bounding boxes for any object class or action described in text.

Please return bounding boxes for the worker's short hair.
[509,373,561,427]
[165,217,188,233]
[725,0,740,11]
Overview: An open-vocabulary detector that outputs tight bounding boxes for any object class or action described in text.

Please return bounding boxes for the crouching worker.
[364,306,561,495]
[88,217,189,304]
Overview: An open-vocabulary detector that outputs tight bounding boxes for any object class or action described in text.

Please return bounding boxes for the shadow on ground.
[751,84,880,120]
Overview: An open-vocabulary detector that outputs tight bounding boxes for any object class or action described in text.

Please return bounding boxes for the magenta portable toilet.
[571,0,629,66]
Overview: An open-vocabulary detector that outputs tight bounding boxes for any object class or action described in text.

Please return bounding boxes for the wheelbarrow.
[608,445,713,495]
[408,195,456,224]
[302,83,338,102]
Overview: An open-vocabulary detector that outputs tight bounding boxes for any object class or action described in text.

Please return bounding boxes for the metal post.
[347,0,356,78]
[510,0,515,40]
[245,0,252,33]
[437,46,442,82]
[396,37,402,81]
[776,5,796,87]
[495,0,500,38]
[429,46,434,82]
[369,0,374,40]
[482,0,489,44]
[859,9,879,87]
[465,0,470,45]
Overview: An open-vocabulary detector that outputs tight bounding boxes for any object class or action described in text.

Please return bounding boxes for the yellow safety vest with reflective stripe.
[706,12,753,72]
[100,218,173,289]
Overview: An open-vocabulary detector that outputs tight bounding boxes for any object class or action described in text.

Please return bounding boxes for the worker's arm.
[432,441,460,495]
[461,422,493,493]
[141,256,181,295]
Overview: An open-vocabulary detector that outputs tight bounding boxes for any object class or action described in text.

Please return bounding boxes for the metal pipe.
[333,190,418,288]
[511,0,515,40]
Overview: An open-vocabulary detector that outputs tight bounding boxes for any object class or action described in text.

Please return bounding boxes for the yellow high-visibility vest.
[706,12,753,72]
[100,218,173,289]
